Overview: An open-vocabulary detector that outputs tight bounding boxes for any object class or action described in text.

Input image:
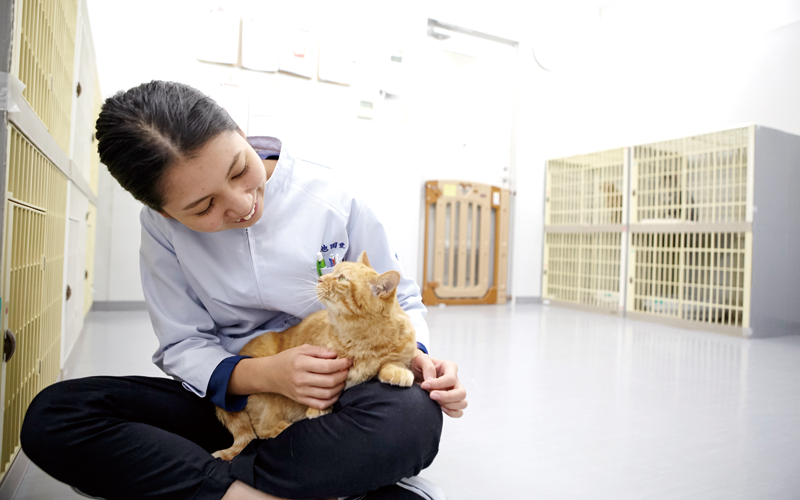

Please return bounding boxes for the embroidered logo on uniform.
[339,242,346,249]
[330,242,339,250]
[320,244,329,253]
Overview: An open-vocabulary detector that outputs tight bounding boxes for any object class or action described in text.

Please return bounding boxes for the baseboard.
[514,296,543,304]
[91,301,148,311]
[0,450,30,500]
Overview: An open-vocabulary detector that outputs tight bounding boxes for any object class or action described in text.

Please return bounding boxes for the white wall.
[514,1,800,297]
[88,0,800,303]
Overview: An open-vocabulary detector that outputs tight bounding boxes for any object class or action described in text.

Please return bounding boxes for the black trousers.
[20,376,442,500]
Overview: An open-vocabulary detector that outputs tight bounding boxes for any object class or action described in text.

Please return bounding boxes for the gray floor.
[11,304,800,499]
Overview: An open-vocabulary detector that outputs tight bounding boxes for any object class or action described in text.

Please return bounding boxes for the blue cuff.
[416,342,428,355]
[208,355,251,411]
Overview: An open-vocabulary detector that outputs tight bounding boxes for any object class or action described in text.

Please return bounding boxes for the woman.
[21,81,467,500]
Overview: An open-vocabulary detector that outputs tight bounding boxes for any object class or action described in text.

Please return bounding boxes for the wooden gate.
[422,180,510,305]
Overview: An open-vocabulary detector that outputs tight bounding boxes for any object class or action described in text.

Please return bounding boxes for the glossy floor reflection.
[12,305,800,499]
[422,303,800,499]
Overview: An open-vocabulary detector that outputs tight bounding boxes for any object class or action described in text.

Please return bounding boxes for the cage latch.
[3,329,16,363]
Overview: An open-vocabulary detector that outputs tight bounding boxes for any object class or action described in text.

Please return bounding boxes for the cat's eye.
[338,275,348,282]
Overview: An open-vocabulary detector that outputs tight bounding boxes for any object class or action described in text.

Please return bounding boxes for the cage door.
[1,202,46,474]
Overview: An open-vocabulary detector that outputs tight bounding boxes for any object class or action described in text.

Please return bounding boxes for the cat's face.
[316,251,401,319]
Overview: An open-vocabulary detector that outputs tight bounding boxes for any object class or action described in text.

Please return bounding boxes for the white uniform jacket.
[139,138,429,397]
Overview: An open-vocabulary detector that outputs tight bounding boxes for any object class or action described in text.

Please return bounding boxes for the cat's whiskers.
[283,289,321,305]
[288,276,320,287]
[294,295,324,318]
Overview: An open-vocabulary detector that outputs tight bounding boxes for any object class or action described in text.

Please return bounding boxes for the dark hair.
[95,80,239,211]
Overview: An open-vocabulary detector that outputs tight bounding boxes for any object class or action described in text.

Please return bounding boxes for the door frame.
[424,18,520,301]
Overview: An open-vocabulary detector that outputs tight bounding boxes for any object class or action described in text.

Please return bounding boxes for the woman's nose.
[226,191,254,220]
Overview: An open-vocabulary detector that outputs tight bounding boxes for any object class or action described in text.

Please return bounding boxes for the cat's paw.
[378,364,414,387]
[212,448,238,462]
[305,406,332,419]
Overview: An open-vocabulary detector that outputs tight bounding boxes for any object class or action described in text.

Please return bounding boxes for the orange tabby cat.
[212,251,417,461]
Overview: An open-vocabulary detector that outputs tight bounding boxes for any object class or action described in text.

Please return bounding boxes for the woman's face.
[159,131,272,232]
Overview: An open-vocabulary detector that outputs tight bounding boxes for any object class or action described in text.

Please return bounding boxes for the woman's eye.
[233,162,249,179]
[338,275,347,282]
[197,199,214,217]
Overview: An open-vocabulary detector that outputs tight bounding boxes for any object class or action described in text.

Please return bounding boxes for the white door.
[414,23,517,189]
[64,185,88,361]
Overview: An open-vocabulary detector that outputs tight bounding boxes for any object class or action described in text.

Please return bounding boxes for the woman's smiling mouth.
[235,201,257,223]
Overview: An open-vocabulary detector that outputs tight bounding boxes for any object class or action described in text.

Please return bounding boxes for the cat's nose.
[318,277,323,283]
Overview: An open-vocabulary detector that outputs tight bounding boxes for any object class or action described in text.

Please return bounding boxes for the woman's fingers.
[439,398,468,411]
[430,384,466,404]
[297,344,339,359]
[301,369,349,389]
[301,354,352,374]
[420,360,458,390]
[302,394,340,410]
[441,407,464,418]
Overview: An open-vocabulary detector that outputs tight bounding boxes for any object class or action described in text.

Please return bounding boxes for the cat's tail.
[212,407,258,461]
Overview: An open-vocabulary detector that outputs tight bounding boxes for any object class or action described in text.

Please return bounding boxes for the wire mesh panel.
[632,127,750,223]
[542,232,623,311]
[627,232,751,328]
[15,0,79,153]
[2,127,68,474]
[546,148,626,226]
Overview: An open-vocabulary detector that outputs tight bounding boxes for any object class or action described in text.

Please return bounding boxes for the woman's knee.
[20,380,75,460]
[341,381,443,469]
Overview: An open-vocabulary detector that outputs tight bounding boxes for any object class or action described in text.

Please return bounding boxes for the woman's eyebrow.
[182,151,242,211]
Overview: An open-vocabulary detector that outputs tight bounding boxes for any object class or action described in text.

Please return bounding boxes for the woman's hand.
[229,345,351,410]
[411,350,468,418]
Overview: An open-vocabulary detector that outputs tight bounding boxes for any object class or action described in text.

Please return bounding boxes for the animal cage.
[422,180,510,305]
[14,0,78,153]
[542,148,628,313]
[545,148,627,227]
[631,127,750,224]
[1,0,99,482]
[626,231,752,333]
[542,125,800,338]
[1,126,68,474]
[542,231,625,313]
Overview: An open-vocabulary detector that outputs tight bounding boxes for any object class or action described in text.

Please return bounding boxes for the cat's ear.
[370,271,400,299]
[357,251,372,268]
